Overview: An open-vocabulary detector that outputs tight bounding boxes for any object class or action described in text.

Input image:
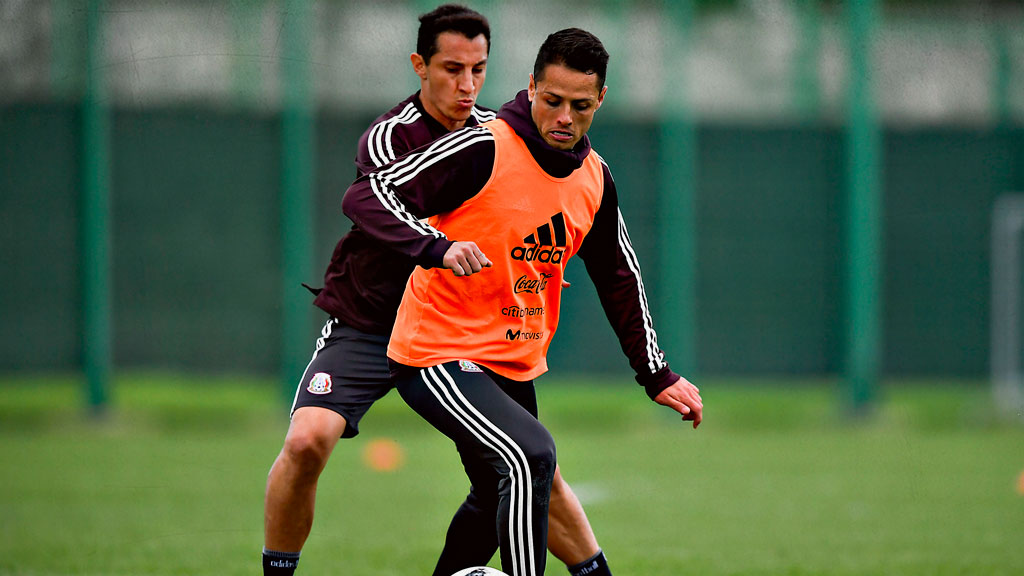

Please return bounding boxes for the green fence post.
[82,0,111,413]
[795,0,821,119]
[658,0,697,376]
[844,0,882,414]
[991,18,1010,127]
[601,0,628,97]
[50,0,83,102]
[280,0,315,399]
[231,0,264,108]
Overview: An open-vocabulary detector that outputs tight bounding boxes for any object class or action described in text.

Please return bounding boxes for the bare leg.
[264,406,348,552]
[547,464,601,566]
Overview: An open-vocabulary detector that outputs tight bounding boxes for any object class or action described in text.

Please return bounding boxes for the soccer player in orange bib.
[343,28,703,576]
[264,7,612,576]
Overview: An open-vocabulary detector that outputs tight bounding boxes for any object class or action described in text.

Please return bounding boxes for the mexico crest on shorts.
[307,372,332,395]
[459,360,483,373]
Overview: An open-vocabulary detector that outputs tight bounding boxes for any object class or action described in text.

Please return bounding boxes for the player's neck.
[446,118,468,131]
[429,111,465,132]
[420,95,465,132]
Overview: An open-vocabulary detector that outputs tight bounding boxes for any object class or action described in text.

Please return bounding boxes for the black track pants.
[393,361,556,576]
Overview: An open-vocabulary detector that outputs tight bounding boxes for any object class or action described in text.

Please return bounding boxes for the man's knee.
[493,436,556,490]
[282,408,346,470]
[524,435,557,486]
[531,443,556,472]
[282,428,333,472]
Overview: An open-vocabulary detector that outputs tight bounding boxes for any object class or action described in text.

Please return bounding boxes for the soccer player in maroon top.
[262,6,613,576]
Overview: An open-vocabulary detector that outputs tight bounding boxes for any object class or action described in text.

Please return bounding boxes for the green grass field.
[1,373,1022,575]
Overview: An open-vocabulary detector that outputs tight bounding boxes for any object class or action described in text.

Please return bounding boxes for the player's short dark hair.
[533,28,609,89]
[416,4,490,63]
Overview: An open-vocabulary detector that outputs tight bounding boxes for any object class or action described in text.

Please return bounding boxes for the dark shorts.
[289,318,393,438]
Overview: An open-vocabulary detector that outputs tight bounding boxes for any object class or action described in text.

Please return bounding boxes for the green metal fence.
[1,0,1022,412]
[3,106,1020,374]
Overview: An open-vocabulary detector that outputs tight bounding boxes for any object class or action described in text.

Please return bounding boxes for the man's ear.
[410,53,427,80]
[528,73,536,101]
[595,85,608,110]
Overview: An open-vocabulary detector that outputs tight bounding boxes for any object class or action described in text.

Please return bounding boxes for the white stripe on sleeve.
[616,208,667,373]
[368,102,420,168]
[365,127,493,239]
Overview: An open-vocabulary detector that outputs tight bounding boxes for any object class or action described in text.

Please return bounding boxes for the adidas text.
[510,245,564,263]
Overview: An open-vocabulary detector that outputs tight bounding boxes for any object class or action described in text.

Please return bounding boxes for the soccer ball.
[450,567,508,576]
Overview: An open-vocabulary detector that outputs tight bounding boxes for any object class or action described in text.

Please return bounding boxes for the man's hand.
[654,376,703,429]
[443,241,492,277]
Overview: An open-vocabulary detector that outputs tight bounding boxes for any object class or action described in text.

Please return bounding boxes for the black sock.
[263,548,300,575]
[568,549,612,576]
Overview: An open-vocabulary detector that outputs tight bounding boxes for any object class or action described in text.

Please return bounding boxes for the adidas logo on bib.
[510,212,566,264]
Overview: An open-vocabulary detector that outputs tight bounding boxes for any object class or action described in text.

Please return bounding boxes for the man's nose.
[557,104,572,125]
[457,69,475,93]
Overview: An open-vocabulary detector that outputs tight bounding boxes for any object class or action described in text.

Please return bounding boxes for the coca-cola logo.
[514,273,554,294]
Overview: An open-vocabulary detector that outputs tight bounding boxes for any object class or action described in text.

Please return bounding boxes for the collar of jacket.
[497,89,592,179]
